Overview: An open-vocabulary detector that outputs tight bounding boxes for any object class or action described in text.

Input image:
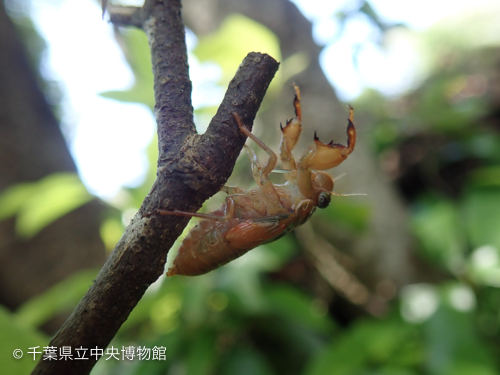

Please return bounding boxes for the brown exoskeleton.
[159,85,356,276]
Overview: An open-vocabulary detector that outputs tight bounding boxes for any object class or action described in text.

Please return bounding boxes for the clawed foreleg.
[300,105,356,171]
[279,84,302,171]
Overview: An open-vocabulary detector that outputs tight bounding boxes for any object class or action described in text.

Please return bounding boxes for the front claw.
[301,106,356,170]
[279,84,303,169]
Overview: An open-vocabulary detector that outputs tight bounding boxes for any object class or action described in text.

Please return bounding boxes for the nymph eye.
[317,192,331,209]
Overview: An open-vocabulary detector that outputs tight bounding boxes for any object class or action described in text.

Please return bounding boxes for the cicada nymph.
[159,85,356,276]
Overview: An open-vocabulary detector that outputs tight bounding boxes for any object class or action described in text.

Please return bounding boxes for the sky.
[24,0,497,199]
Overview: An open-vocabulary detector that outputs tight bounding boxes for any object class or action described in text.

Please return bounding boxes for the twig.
[31,0,278,374]
[295,224,372,306]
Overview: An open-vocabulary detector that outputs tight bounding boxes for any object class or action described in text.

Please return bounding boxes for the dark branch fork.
[32,0,278,374]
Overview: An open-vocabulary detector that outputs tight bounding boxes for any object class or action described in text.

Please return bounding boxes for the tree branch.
[106,6,143,28]
[32,0,278,373]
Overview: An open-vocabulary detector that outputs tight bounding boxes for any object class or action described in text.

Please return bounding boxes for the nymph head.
[312,171,334,209]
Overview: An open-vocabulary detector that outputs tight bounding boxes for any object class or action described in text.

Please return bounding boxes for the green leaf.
[318,198,371,233]
[305,317,420,375]
[15,268,99,328]
[258,234,297,270]
[100,216,125,251]
[412,199,466,272]
[0,173,93,238]
[186,329,217,375]
[0,183,36,220]
[181,274,216,326]
[467,245,500,287]
[423,301,497,375]
[194,14,281,86]
[100,28,154,109]
[462,187,500,250]
[221,345,275,375]
[469,166,500,188]
[0,305,48,375]
[281,52,310,83]
[18,173,93,238]
[263,285,335,333]
[149,291,183,334]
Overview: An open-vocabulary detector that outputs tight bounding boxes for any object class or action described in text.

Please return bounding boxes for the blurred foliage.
[0,305,49,375]
[92,268,337,375]
[0,172,93,238]
[15,268,100,329]
[354,4,500,374]
[100,27,155,109]
[193,14,281,87]
[3,1,500,375]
